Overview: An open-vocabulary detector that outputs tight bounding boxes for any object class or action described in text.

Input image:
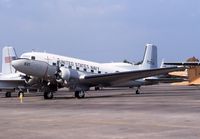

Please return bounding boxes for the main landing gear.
[43,83,57,99]
[43,90,85,99]
[95,87,100,91]
[75,91,85,99]
[44,91,54,99]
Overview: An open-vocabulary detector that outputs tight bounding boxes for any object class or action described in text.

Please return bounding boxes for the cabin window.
[91,70,94,73]
[68,66,72,69]
[52,62,56,66]
[76,67,80,70]
[61,64,64,67]
[98,71,101,74]
[31,56,35,60]
[84,68,87,72]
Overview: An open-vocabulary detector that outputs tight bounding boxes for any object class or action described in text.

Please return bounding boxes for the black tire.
[18,91,24,97]
[44,91,54,99]
[95,87,100,91]
[75,91,85,99]
[5,92,11,98]
[136,89,140,94]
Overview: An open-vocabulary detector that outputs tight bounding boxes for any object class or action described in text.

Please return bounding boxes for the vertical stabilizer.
[160,59,166,68]
[141,44,157,69]
[2,46,17,74]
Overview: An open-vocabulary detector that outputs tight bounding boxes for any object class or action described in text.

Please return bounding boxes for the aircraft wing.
[80,67,185,86]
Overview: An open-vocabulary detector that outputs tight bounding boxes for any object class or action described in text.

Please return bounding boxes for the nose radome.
[11,59,25,71]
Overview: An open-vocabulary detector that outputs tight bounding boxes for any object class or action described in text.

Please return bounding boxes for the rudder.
[2,46,17,74]
[141,44,158,69]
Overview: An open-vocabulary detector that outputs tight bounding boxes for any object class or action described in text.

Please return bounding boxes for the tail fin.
[160,59,166,68]
[2,46,17,74]
[141,44,157,69]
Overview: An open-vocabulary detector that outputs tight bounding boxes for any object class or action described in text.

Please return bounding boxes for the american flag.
[4,56,16,63]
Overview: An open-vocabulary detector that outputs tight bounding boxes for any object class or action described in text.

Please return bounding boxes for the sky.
[0,0,200,68]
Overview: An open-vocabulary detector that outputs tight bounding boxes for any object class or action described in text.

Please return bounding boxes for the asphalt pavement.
[0,84,200,139]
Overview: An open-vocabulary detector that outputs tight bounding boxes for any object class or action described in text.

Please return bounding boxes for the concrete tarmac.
[0,84,200,139]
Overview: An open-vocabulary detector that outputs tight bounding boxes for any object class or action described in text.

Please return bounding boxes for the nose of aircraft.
[11,58,57,78]
[11,59,25,71]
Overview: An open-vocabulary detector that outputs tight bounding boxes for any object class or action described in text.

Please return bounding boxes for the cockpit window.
[31,56,35,60]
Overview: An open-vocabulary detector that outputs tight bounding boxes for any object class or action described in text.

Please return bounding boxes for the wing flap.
[145,78,186,83]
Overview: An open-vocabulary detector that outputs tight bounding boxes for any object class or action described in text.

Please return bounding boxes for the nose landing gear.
[44,91,54,99]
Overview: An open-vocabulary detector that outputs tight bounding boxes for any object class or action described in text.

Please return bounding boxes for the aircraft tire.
[75,91,85,99]
[44,91,54,99]
[5,92,11,98]
[95,87,100,91]
[136,89,140,94]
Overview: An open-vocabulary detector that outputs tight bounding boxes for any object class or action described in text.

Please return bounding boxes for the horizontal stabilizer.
[164,62,200,66]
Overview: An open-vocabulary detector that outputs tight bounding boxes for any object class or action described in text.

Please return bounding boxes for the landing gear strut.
[75,91,85,99]
[5,92,11,98]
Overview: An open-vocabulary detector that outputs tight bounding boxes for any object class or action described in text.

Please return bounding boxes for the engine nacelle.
[60,67,80,82]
